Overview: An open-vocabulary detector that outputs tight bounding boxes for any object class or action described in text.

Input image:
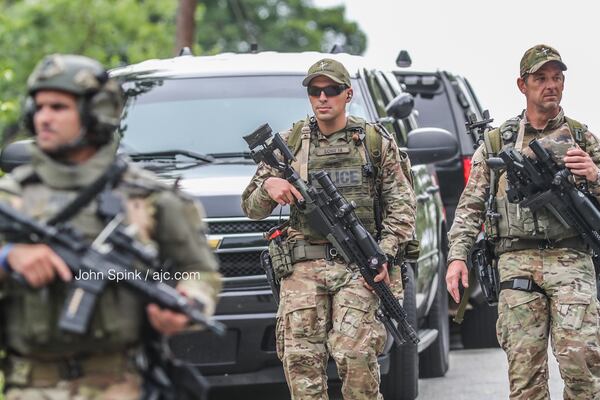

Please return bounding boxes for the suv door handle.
[426,186,440,194]
[416,193,431,203]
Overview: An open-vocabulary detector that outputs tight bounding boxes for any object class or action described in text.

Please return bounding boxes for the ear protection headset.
[23,54,123,146]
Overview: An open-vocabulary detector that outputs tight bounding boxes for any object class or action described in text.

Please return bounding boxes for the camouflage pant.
[3,373,141,400]
[275,259,397,400]
[496,248,600,400]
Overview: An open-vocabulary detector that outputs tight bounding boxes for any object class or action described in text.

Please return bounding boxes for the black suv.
[395,69,499,348]
[394,70,483,226]
[107,51,459,400]
[0,52,457,400]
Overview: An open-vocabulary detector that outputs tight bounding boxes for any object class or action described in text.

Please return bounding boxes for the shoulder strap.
[485,128,502,156]
[484,117,520,196]
[289,117,315,182]
[365,122,384,176]
[287,119,306,154]
[565,116,588,151]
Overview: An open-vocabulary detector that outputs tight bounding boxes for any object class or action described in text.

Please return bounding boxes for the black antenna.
[178,47,193,56]
[330,44,345,54]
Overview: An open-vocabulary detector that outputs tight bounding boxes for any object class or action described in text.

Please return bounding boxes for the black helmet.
[24,54,124,146]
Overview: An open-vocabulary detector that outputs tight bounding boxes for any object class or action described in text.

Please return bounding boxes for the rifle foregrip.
[370,277,419,344]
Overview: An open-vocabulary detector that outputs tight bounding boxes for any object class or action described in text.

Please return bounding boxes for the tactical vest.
[484,116,587,250]
[286,116,388,242]
[1,165,163,356]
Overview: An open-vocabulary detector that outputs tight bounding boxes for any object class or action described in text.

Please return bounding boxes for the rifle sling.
[47,157,128,226]
[453,268,476,324]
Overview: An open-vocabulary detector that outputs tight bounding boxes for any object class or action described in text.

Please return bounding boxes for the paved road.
[210,348,564,399]
[418,348,563,399]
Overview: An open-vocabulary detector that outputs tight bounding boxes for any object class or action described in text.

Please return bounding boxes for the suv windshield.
[119,75,368,156]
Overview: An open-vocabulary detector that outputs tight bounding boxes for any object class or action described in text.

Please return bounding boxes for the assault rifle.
[493,139,600,300]
[243,123,419,345]
[0,202,226,336]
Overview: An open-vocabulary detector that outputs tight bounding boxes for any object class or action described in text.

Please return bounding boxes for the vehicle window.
[456,77,484,120]
[399,74,457,135]
[119,75,368,155]
[364,71,395,135]
[382,72,413,145]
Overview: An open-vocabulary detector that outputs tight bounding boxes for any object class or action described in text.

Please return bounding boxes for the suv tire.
[460,304,499,348]
[419,251,450,378]
[381,264,418,400]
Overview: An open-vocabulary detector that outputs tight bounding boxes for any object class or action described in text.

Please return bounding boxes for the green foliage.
[197,0,366,55]
[0,0,178,138]
[0,0,366,140]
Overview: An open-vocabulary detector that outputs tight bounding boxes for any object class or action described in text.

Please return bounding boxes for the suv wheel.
[419,251,450,378]
[381,264,418,400]
[460,303,499,348]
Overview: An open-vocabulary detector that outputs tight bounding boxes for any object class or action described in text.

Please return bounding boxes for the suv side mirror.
[0,140,33,173]
[405,127,458,165]
[385,93,414,121]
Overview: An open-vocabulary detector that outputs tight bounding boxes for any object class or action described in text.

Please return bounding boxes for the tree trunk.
[174,0,197,55]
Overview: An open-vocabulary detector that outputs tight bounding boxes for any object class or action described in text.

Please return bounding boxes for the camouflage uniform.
[448,45,600,400]
[0,55,221,399]
[242,113,416,399]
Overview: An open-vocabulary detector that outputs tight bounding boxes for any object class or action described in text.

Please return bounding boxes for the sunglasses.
[307,84,347,97]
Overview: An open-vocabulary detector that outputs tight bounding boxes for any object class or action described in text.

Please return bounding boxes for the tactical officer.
[0,54,221,399]
[447,45,600,399]
[241,58,416,399]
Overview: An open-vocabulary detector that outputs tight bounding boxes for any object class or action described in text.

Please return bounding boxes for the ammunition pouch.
[268,239,294,281]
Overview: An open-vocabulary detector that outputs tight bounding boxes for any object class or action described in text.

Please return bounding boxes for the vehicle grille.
[207,219,281,235]
[206,217,287,278]
[215,252,264,277]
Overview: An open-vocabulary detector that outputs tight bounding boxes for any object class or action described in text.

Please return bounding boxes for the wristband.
[0,243,14,272]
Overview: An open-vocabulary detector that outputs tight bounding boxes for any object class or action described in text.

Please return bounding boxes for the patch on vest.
[312,167,363,187]
[314,146,351,156]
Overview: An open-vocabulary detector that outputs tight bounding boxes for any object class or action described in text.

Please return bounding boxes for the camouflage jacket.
[448,109,600,262]
[0,139,221,356]
[241,117,416,257]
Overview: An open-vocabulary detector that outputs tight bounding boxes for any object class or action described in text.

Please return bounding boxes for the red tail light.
[462,156,472,186]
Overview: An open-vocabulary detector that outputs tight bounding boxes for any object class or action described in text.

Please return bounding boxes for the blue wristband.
[0,243,14,272]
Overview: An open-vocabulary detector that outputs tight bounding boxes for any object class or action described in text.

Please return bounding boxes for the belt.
[500,277,546,297]
[497,237,588,253]
[4,351,134,387]
[291,241,341,263]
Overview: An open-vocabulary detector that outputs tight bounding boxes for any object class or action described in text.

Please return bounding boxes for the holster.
[470,237,500,306]
[454,237,499,324]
